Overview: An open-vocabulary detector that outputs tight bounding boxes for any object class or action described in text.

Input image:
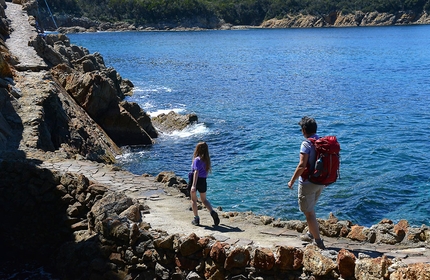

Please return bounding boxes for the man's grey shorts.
[298,180,325,213]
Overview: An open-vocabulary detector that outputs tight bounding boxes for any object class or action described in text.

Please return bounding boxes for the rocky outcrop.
[30,33,158,146]
[0,1,161,160]
[152,111,198,133]
[31,9,430,34]
[0,3,121,161]
[11,71,121,162]
[261,11,430,28]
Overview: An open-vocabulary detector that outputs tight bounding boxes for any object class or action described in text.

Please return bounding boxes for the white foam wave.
[166,123,209,138]
[134,85,173,94]
[116,149,147,161]
[148,108,186,118]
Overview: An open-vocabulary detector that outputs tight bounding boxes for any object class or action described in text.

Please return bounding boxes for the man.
[288,116,326,250]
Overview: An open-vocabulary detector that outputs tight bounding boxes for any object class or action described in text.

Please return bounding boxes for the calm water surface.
[68,26,430,227]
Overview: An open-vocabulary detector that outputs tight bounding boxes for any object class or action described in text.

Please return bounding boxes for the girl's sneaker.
[211,211,220,226]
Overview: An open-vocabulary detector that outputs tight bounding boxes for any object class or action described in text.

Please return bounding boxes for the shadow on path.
[201,224,244,233]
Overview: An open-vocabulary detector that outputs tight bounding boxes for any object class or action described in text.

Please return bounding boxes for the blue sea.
[68,26,430,228]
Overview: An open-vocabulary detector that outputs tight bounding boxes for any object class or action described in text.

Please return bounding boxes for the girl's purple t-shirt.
[192,157,207,178]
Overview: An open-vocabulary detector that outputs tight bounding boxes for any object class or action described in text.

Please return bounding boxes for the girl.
[188,142,220,226]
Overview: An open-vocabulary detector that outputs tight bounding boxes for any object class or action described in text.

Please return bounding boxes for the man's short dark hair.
[298,116,317,134]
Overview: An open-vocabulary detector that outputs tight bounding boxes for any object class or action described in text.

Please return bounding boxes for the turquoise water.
[68,26,430,227]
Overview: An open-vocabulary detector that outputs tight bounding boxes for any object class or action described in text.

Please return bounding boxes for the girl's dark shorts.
[188,177,207,193]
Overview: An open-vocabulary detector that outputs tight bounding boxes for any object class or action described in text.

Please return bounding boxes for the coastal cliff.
[0,1,429,280]
[40,9,430,33]
[1,1,158,162]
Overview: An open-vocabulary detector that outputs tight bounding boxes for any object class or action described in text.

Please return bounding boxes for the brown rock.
[210,241,228,264]
[421,228,430,241]
[109,252,124,266]
[175,254,199,271]
[100,103,155,146]
[119,204,141,223]
[154,234,175,250]
[205,267,224,280]
[87,184,108,195]
[151,110,198,133]
[76,174,89,193]
[340,225,350,237]
[121,101,157,138]
[390,263,430,280]
[354,255,391,280]
[379,218,393,225]
[179,233,201,257]
[337,248,356,279]
[0,52,12,77]
[347,225,368,241]
[224,247,250,270]
[303,245,337,276]
[406,227,423,243]
[70,220,88,231]
[109,219,130,243]
[252,247,275,270]
[274,246,303,271]
[393,219,409,241]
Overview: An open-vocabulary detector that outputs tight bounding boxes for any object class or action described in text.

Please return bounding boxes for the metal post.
[43,0,58,29]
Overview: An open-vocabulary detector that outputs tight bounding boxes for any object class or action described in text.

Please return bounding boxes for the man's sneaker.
[191,216,200,226]
[300,231,314,242]
[313,239,326,250]
[211,211,220,226]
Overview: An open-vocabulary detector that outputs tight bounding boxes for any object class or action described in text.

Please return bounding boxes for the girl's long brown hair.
[192,142,211,173]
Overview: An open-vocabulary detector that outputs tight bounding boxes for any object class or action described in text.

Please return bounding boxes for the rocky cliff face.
[261,11,430,28]
[0,1,158,163]
[35,8,430,33]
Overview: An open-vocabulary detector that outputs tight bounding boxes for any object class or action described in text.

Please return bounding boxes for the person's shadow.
[201,224,244,233]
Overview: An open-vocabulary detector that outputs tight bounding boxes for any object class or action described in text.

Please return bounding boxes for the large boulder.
[152,111,198,133]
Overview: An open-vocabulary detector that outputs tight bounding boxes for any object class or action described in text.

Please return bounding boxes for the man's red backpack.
[306,136,340,186]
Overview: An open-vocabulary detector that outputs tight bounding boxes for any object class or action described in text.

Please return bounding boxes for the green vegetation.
[42,0,430,26]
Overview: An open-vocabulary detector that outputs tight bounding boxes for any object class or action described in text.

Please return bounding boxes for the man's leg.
[304,210,320,240]
[304,210,325,249]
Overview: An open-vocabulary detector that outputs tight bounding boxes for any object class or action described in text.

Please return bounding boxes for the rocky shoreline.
[41,10,430,34]
[0,1,429,279]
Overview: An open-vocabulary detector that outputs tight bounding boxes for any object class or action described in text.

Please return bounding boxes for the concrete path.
[4,2,48,71]
[37,155,430,265]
